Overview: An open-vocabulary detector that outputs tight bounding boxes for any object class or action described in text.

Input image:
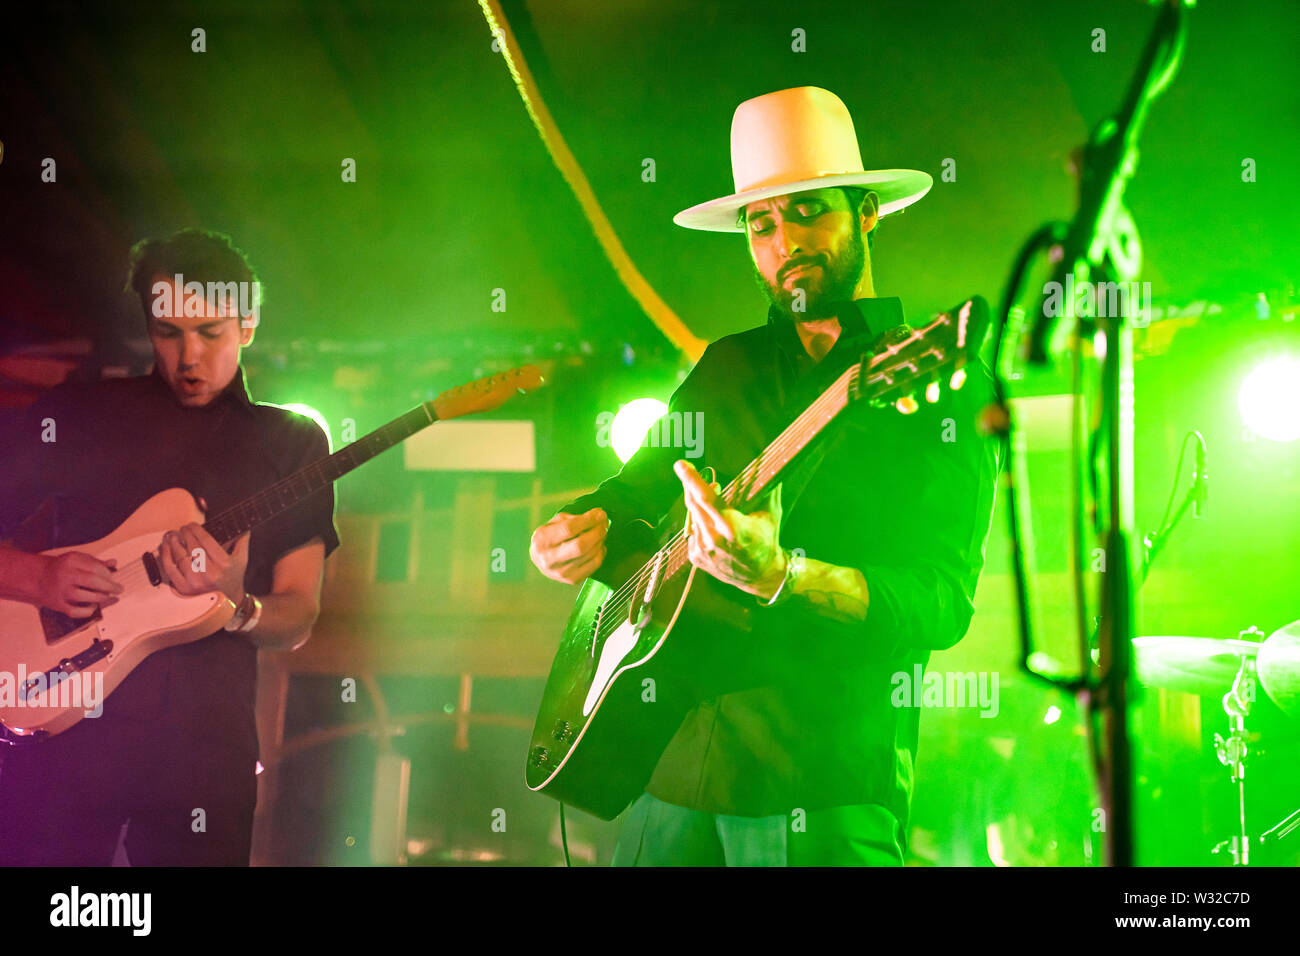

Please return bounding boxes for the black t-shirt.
[559,296,1001,833]
[0,365,339,762]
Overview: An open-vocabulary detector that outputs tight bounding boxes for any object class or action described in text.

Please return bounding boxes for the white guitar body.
[0,488,234,739]
[0,363,547,741]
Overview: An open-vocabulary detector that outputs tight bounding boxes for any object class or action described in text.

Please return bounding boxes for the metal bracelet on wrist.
[240,594,263,633]
[759,548,800,607]
[223,592,257,632]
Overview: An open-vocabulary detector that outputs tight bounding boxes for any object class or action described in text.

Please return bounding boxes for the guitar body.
[0,365,546,742]
[526,298,991,819]
[525,508,756,820]
[0,488,234,739]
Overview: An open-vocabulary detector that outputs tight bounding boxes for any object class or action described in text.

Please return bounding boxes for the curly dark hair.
[125,228,260,318]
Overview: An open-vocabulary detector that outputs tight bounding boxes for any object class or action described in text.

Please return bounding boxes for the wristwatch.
[758,548,803,607]
[223,592,263,633]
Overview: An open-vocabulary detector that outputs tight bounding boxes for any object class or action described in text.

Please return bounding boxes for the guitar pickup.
[142,550,163,586]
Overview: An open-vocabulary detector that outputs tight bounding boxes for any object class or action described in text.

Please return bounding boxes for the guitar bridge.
[624,550,665,628]
[20,639,114,702]
[589,603,605,658]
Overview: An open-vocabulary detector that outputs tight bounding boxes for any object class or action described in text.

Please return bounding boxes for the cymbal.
[1132,636,1261,696]
[1259,620,1300,717]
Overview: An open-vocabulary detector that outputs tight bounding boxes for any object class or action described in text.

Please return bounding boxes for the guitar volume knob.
[530,745,550,767]
[552,720,572,742]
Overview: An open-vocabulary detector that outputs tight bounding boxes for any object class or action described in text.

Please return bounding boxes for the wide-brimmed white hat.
[674,86,932,233]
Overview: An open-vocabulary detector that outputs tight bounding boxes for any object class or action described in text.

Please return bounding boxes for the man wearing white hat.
[531,87,1000,865]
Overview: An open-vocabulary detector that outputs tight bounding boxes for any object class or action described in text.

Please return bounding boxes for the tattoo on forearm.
[794,561,869,622]
[801,588,868,622]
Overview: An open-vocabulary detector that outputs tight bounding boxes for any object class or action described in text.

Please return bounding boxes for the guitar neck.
[727,366,859,507]
[204,402,437,546]
[597,300,982,621]
[651,314,961,586]
[658,363,861,582]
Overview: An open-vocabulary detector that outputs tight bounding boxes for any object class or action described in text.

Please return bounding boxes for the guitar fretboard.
[205,403,435,546]
[660,364,860,583]
[621,310,962,611]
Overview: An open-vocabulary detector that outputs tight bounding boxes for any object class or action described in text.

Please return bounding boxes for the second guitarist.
[529,87,1001,867]
[0,229,339,866]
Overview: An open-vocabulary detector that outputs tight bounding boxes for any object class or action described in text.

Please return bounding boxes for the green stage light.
[611,398,669,463]
[1238,356,1300,442]
[274,402,334,451]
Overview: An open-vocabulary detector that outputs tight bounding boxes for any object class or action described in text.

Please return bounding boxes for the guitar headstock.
[853,296,990,413]
[431,365,546,421]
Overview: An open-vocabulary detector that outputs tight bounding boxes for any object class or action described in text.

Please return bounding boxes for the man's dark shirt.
[559,296,1000,838]
[0,365,339,765]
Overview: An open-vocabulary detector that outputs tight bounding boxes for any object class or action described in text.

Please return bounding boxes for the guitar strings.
[593,363,859,630]
[603,364,854,613]
[75,403,441,612]
[591,325,955,634]
[93,328,950,625]
[105,356,847,615]
[205,409,423,544]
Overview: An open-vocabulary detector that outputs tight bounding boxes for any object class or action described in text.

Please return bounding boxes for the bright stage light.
[611,398,669,463]
[275,402,334,450]
[1238,357,1300,442]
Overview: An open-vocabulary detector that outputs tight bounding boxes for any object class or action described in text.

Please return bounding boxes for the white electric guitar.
[0,365,544,741]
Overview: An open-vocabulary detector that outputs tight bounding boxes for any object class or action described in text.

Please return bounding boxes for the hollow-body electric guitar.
[526,298,990,820]
[0,365,544,740]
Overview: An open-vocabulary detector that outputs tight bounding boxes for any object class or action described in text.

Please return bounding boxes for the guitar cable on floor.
[559,802,572,866]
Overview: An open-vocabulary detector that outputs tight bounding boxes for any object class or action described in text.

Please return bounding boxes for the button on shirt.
[0,366,340,762]
[559,296,1000,836]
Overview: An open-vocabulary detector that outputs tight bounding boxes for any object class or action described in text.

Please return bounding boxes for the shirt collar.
[767,296,907,362]
[147,363,256,414]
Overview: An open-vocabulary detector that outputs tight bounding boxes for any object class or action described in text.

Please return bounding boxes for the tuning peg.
[894,395,919,415]
[949,368,967,391]
[925,381,941,404]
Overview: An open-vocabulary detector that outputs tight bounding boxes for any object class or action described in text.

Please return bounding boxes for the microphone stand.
[990,0,1194,867]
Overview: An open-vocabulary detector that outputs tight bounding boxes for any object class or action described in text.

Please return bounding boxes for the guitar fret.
[630,365,863,600]
[637,308,975,601]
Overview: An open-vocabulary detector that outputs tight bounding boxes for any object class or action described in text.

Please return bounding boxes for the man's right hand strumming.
[529,508,609,584]
[37,551,123,616]
[0,546,122,616]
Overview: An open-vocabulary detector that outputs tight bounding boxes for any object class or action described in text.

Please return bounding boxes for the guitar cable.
[559,802,572,867]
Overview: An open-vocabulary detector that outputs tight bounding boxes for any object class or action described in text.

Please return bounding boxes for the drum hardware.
[1131,622,1300,866]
